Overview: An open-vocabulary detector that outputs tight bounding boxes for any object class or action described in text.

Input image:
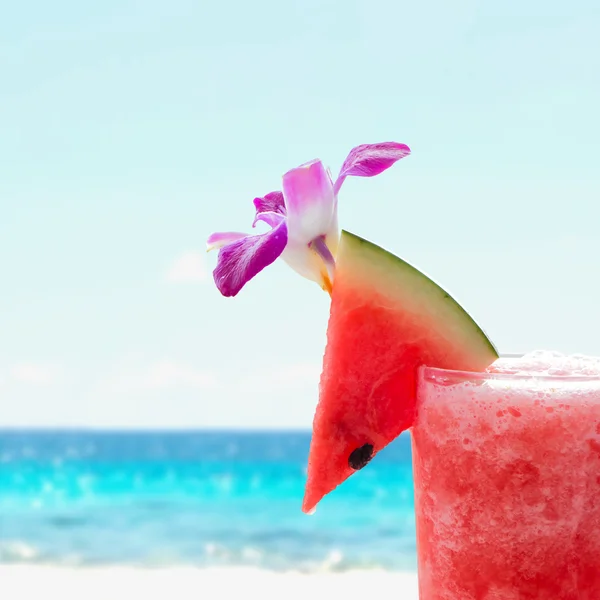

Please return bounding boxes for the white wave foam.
[0,541,39,561]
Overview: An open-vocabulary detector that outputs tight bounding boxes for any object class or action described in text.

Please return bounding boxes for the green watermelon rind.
[339,229,499,361]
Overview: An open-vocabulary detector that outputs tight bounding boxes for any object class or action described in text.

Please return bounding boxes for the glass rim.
[421,353,600,382]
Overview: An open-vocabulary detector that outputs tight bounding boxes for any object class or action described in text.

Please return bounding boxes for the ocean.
[0,430,417,574]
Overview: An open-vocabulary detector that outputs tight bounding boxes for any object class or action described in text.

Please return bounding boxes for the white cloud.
[64,360,221,428]
[238,363,321,392]
[205,362,322,429]
[9,363,63,385]
[93,360,219,396]
[79,359,321,429]
[132,360,218,390]
[165,251,207,283]
[0,357,321,429]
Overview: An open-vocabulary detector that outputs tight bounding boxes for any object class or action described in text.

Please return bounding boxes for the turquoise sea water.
[0,430,416,572]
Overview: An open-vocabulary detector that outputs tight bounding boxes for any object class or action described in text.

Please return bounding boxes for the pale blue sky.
[1,0,599,428]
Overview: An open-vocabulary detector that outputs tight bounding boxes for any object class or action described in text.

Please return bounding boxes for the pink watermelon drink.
[412,353,600,600]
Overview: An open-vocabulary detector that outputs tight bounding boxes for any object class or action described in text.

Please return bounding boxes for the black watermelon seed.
[348,444,374,470]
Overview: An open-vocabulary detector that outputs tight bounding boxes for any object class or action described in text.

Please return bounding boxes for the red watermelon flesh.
[302,231,498,513]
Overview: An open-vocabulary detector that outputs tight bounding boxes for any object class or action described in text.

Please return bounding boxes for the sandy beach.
[1,566,418,600]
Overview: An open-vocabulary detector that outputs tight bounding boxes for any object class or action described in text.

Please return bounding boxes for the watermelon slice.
[302,230,498,513]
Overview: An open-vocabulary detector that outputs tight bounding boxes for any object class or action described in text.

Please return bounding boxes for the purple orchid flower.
[206,142,411,297]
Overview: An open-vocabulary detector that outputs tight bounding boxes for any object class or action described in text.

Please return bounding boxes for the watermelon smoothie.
[411,352,600,600]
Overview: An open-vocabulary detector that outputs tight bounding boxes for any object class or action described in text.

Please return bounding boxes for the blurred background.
[0,430,415,571]
[1,0,599,596]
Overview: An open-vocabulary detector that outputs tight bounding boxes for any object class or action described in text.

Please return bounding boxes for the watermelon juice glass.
[411,354,600,600]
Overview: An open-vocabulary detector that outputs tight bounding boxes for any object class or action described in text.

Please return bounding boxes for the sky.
[1,0,599,429]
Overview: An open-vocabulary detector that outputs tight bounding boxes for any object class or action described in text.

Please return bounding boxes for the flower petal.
[333,142,411,194]
[206,231,248,252]
[282,159,336,244]
[281,238,333,293]
[253,191,285,216]
[252,210,285,229]
[212,220,288,297]
[252,191,287,227]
